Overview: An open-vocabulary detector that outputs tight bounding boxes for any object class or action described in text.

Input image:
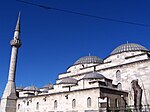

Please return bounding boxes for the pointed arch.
[72,99,76,108]
[54,100,57,109]
[87,97,91,107]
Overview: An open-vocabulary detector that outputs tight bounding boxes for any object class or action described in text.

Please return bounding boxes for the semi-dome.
[111,43,148,55]
[59,77,78,84]
[23,86,40,91]
[74,56,103,65]
[83,72,105,79]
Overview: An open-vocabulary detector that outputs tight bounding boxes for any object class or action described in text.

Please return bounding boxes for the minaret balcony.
[10,39,21,47]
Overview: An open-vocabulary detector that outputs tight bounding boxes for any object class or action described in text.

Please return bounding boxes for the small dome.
[74,56,103,65]
[83,72,105,79]
[59,77,77,84]
[111,43,148,55]
[43,83,53,89]
[16,86,24,90]
[23,86,40,91]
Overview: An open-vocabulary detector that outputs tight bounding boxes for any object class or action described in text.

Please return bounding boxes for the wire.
[16,0,150,27]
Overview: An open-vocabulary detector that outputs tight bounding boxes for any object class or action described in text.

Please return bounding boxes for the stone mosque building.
[1,15,150,112]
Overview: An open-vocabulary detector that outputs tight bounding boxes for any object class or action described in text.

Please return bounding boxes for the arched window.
[117,55,119,58]
[107,98,110,107]
[18,104,20,109]
[117,83,122,90]
[87,97,91,108]
[116,70,121,82]
[27,102,29,106]
[36,102,39,110]
[115,99,119,107]
[72,99,76,108]
[54,100,57,109]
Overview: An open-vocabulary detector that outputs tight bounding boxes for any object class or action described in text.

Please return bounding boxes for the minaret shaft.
[8,47,18,82]
[2,47,18,98]
[1,13,21,112]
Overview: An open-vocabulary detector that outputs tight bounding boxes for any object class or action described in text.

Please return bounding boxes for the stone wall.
[16,89,100,112]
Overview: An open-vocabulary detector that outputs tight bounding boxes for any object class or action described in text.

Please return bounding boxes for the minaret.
[1,13,21,112]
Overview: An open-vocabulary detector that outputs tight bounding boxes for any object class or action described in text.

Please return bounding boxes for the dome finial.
[89,53,91,56]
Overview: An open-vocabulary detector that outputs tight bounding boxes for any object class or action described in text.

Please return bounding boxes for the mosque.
[1,15,150,112]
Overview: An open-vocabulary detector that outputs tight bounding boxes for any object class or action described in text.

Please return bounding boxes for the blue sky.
[0,0,150,96]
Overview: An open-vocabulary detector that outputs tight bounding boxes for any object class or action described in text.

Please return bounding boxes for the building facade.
[1,16,150,112]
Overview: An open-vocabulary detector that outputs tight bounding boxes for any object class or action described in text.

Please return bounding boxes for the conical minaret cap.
[15,12,20,32]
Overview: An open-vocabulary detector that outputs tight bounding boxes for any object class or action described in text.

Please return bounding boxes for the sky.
[0,0,150,96]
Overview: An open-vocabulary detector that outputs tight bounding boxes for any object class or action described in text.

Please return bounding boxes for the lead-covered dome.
[74,56,103,65]
[83,72,105,79]
[111,43,148,55]
[23,86,40,91]
[43,83,54,89]
[59,77,78,84]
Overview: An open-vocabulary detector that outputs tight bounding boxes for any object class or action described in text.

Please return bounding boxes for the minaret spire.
[15,12,20,32]
[1,13,22,112]
[13,12,21,42]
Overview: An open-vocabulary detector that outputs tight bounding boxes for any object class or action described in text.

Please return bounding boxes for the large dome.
[111,43,148,55]
[74,56,103,65]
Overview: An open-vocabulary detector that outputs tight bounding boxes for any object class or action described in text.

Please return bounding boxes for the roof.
[23,86,40,91]
[74,56,103,65]
[83,72,105,79]
[59,77,78,84]
[111,43,148,55]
